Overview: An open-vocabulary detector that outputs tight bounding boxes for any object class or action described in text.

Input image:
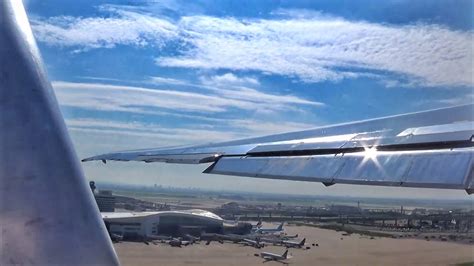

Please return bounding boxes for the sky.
[26,0,473,199]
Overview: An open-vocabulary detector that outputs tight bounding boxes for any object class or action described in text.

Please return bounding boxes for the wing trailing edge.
[83,104,473,194]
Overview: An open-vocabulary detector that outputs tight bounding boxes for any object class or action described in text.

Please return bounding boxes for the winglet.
[0,0,118,264]
[282,249,289,259]
[278,222,284,230]
[300,238,306,246]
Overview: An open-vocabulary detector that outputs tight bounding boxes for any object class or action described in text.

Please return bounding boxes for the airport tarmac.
[114,224,474,265]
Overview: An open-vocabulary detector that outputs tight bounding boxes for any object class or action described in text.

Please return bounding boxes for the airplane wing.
[83,104,474,194]
[1,1,118,264]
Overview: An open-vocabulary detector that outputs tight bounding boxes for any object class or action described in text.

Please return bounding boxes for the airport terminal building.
[102,209,224,239]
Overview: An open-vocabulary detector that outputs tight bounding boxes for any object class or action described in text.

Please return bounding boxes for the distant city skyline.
[27,0,473,199]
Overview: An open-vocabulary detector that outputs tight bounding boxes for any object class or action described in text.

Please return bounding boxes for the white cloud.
[77,76,128,83]
[66,118,241,144]
[202,73,260,86]
[148,76,189,86]
[53,81,233,113]
[434,93,474,106]
[31,10,177,49]
[32,7,473,87]
[230,119,315,135]
[66,118,316,151]
[157,16,473,87]
[198,73,323,110]
[52,81,322,115]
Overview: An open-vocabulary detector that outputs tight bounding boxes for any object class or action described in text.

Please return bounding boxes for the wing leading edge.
[83,104,473,194]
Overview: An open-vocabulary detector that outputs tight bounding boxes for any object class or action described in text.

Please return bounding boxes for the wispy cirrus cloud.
[157,15,473,87]
[202,73,260,86]
[52,81,323,115]
[433,93,474,106]
[32,9,177,50]
[32,7,474,87]
[229,119,315,136]
[60,75,320,146]
[66,117,316,148]
[66,118,242,144]
[199,73,322,110]
[148,76,190,86]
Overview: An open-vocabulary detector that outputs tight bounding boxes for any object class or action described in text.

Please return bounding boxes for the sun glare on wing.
[363,146,378,161]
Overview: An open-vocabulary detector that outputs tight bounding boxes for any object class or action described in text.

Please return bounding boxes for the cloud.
[229,119,315,136]
[433,93,474,106]
[32,7,473,87]
[31,9,177,50]
[197,73,322,110]
[66,118,317,150]
[52,81,322,115]
[202,73,260,86]
[53,81,234,113]
[66,118,241,144]
[148,76,189,86]
[157,15,473,87]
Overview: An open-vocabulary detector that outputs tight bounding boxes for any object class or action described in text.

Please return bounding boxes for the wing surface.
[83,104,474,194]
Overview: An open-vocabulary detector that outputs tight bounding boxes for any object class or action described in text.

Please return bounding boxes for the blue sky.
[26,0,473,198]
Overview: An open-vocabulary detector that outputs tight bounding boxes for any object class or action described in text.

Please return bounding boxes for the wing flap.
[248,127,473,156]
[206,148,473,190]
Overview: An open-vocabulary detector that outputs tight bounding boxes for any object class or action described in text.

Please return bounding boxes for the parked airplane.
[183,234,200,243]
[168,238,191,247]
[146,235,172,241]
[282,234,298,240]
[255,222,285,234]
[241,238,265,248]
[109,233,123,243]
[282,238,306,249]
[260,249,290,263]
